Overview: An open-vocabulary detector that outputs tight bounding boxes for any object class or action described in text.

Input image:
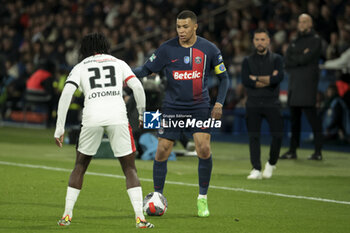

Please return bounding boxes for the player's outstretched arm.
[54,83,76,147]
[126,77,146,126]
[132,66,152,78]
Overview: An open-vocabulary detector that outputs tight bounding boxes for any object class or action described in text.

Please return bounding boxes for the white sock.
[198,194,207,199]
[63,186,81,218]
[127,186,145,220]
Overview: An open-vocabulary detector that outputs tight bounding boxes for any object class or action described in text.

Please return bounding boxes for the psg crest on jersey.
[195,56,202,64]
[184,56,190,64]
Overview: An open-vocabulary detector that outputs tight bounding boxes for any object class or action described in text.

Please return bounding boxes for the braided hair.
[79,33,111,60]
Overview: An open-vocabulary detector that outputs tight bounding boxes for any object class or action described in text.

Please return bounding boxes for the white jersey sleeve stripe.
[65,80,79,89]
[124,75,136,84]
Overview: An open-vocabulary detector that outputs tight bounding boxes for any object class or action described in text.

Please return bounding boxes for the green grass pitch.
[0,126,349,233]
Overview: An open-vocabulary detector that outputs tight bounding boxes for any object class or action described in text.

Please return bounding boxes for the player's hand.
[272,70,278,76]
[303,48,310,54]
[55,135,64,148]
[211,102,223,120]
[139,114,144,128]
[249,75,257,81]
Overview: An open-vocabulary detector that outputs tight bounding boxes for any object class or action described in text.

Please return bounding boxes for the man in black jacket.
[280,14,323,160]
[242,29,284,179]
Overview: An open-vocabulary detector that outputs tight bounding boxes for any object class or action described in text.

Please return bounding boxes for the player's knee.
[158,143,170,154]
[160,139,174,151]
[156,144,172,161]
[119,153,136,170]
[72,166,86,178]
[197,144,211,158]
[124,166,138,177]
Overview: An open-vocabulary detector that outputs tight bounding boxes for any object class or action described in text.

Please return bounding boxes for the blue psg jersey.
[145,36,227,109]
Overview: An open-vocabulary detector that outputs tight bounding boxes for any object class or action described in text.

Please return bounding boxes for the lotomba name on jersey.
[88,90,120,99]
[173,70,202,80]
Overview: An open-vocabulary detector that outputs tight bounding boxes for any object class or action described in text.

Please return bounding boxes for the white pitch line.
[1,160,350,206]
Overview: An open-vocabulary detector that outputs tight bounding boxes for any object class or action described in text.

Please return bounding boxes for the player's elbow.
[128,78,145,93]
[134,85,145,99]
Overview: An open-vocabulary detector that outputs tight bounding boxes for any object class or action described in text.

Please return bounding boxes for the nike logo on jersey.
[171,59,178,63]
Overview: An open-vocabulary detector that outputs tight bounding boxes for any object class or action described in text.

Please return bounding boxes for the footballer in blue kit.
[133,10,229,217]
[144,35,226,110]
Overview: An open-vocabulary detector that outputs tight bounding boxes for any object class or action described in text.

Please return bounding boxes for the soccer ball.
[143,192,168,216]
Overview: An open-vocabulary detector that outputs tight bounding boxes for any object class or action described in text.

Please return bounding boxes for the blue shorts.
[157,108,212,140]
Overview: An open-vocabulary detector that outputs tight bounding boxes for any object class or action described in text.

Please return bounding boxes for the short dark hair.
[254,28,270,37]
[79,33,111,60]
[177,10,197,23]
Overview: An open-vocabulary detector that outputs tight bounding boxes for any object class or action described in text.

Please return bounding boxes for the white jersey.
[66,54,135,127]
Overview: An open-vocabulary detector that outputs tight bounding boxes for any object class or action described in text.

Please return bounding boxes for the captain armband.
[214,62,226,75]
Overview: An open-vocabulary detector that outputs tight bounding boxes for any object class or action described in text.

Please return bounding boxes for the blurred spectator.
[1,0,348,83]
[0,0,349,144]
[325,32,341,60]
[336,18,350,53]
[322,84,350,142]
[323,47,350,71]
[233,83,247,108]
[25,59,56,127]
[0,56,9,118]
[318,5,337,43]
[53,68,83,126]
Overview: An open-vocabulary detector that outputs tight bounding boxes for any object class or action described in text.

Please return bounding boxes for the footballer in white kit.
[54,33,154,229]
[55,54,143,157]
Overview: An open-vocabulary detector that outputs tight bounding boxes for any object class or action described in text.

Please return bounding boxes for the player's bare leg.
[119,152,154,228]
[118,152,141,189]
[153,138,174,193]
[193,133,211,159]
[193,132,212,217]
[69,150,93,189]
[58,150,92,226]
[155,138,175,161]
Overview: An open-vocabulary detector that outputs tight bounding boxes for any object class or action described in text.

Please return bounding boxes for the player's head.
[297,13,313,34]
[176,10,198,44]
[253,28,270,54]
[79,33,110,60]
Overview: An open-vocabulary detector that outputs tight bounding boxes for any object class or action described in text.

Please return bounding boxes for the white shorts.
[77,124,136,157]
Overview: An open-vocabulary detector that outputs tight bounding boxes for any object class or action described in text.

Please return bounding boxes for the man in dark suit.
[242,29,284,179]
[280,14,323,160]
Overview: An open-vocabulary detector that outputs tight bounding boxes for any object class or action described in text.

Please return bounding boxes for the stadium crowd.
[0,0,350,141]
